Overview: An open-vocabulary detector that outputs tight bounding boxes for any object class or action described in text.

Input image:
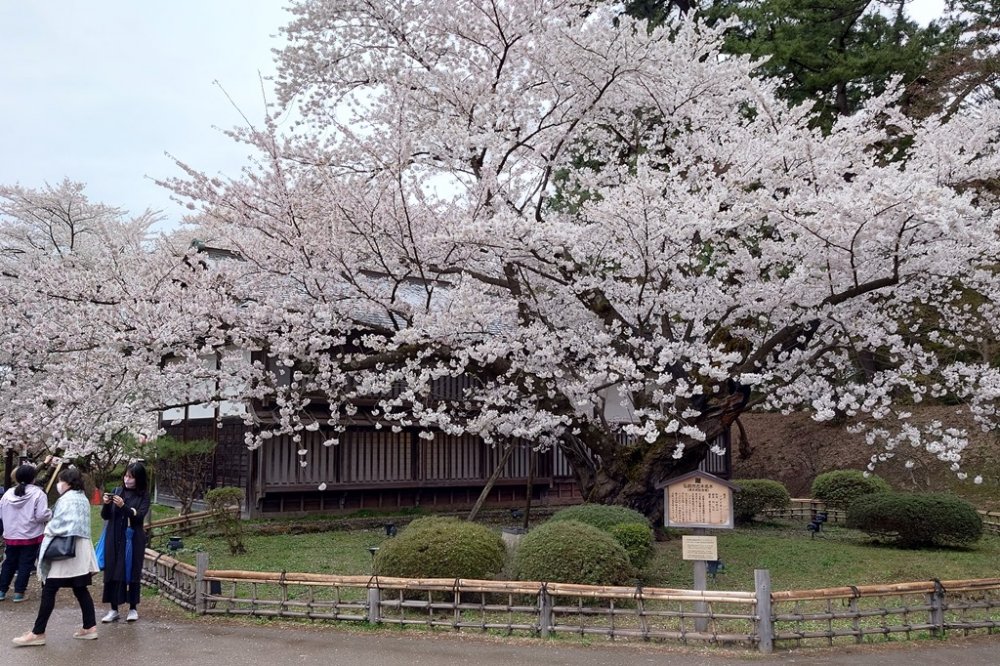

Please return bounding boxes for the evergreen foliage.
[847,492,984,547]
[154,436,216,516]
[373,517,506,579]
[732,479,791,523]
[204,486,246,555]
[811,470,891,509]
[513,520,633,585]
[548,503,651,531]
[608,522,656,570]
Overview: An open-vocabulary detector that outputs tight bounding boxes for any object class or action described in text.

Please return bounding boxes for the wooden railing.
[147,509,216,537]
[138,548,1000,653]
[760,498,847,524]
[764,499,1000,536]
[147,506,241,538]
[979,510,1000,535]
[771,578,1000,647]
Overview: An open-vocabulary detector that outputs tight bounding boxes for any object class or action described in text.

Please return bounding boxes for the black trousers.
[0,542,41,593]
[32,575,96,634]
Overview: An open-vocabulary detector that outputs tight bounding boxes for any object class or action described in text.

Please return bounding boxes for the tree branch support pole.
[522,449,535,530]
[467,443,515,522]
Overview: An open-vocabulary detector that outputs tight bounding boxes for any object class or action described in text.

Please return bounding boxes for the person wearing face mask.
[11,466,100,646]
[99,461,150,624]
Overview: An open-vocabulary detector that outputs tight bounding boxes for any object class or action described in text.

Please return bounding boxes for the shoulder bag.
[43,535,77,561]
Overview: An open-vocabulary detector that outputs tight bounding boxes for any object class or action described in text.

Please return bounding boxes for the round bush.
[847,492,983,547]
[373,517,506,579]
[548,503,650,531]
[608,522,655,570]
[733,479,791,524]
[514,520,632,585]
[811,470,891,509]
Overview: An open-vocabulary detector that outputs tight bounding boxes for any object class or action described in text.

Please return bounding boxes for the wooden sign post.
[660,471,737,633]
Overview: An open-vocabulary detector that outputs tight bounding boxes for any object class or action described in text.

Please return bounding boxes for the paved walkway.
[1,590,998,665]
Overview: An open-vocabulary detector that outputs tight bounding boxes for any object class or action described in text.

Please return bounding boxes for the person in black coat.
[99,461,149,623]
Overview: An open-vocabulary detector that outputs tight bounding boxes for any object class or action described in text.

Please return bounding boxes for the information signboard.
[682,535,718,561]
[662,471,736,529]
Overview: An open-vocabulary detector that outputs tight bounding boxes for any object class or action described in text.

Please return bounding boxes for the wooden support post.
[929,580,945,637]
[195,551,210,614]
[692,527,708,633]
[367,586,382,624]
[539,584,552,638]
[693,559,708,632]
[755,569,773,654]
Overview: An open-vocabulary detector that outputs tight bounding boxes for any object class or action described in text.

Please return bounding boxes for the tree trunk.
[564,409,741,524]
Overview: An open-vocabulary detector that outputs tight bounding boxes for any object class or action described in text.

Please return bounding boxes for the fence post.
[195,551,210,615]
[929,580,945,637]
[367,585,382,624]
[755,569,773,654]
[539,584,552,638]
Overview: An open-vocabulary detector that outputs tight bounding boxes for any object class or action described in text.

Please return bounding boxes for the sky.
[0,1,946,232]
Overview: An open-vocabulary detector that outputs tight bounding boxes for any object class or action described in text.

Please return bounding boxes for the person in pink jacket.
[0,464,52,602]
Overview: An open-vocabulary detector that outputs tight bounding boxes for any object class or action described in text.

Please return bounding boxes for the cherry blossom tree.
[166,0,999,515]
[0,181,229,459]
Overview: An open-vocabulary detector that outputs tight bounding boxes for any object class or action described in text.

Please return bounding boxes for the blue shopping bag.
[95,523,107,570]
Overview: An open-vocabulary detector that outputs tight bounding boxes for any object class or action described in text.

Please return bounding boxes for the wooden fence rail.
[147,506,241,539]
[139,547,1000,654]
[764,499,1000,536]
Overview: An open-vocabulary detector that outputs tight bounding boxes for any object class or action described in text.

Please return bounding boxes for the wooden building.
[159,407,731,518]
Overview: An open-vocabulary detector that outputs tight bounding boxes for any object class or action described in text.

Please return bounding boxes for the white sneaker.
[126,609,138,623]
[101,610,119,623]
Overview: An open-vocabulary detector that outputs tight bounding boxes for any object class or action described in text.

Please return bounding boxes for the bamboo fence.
[138,498,1000,653]
[147,507,239,538]
[764,499,1000,536]
[139,546,1000,654]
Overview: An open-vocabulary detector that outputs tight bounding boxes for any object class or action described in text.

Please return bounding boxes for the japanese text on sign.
[664,475,733,528]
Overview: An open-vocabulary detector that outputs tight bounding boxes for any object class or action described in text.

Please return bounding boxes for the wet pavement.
[1,588,998,665]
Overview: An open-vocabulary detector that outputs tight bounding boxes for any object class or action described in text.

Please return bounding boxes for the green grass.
[155,514,1000,593]
[645,521,1000,591]
[174,528,384,575]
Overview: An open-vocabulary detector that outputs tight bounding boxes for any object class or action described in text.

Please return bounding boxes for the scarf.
[38,489,91,582]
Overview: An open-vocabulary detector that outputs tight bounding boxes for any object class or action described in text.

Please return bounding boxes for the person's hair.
[59,466,85,492]
[13,464,38,496]
[125,461,149,495]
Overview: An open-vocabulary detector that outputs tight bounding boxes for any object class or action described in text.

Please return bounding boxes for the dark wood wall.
[158,417,729,516]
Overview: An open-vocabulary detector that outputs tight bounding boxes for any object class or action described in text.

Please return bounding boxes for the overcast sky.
[0,1,945,231]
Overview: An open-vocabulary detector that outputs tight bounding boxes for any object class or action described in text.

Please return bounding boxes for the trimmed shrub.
[608,522,655,570]
[514,520,632,585]
[373,517,505,579]
[548,504,650,531]
[847,492,983,547]
[204,487,245,555]
[733,479,791,524]
[811,470,891,509]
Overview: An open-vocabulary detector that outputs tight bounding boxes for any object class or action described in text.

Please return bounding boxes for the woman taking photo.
[11,466,100,646]
[0,463,52,602]
[100,461,150,623]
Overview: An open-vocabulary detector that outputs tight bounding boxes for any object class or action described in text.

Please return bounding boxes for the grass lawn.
[149,510,1000,593]
[646,521,1000,591]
